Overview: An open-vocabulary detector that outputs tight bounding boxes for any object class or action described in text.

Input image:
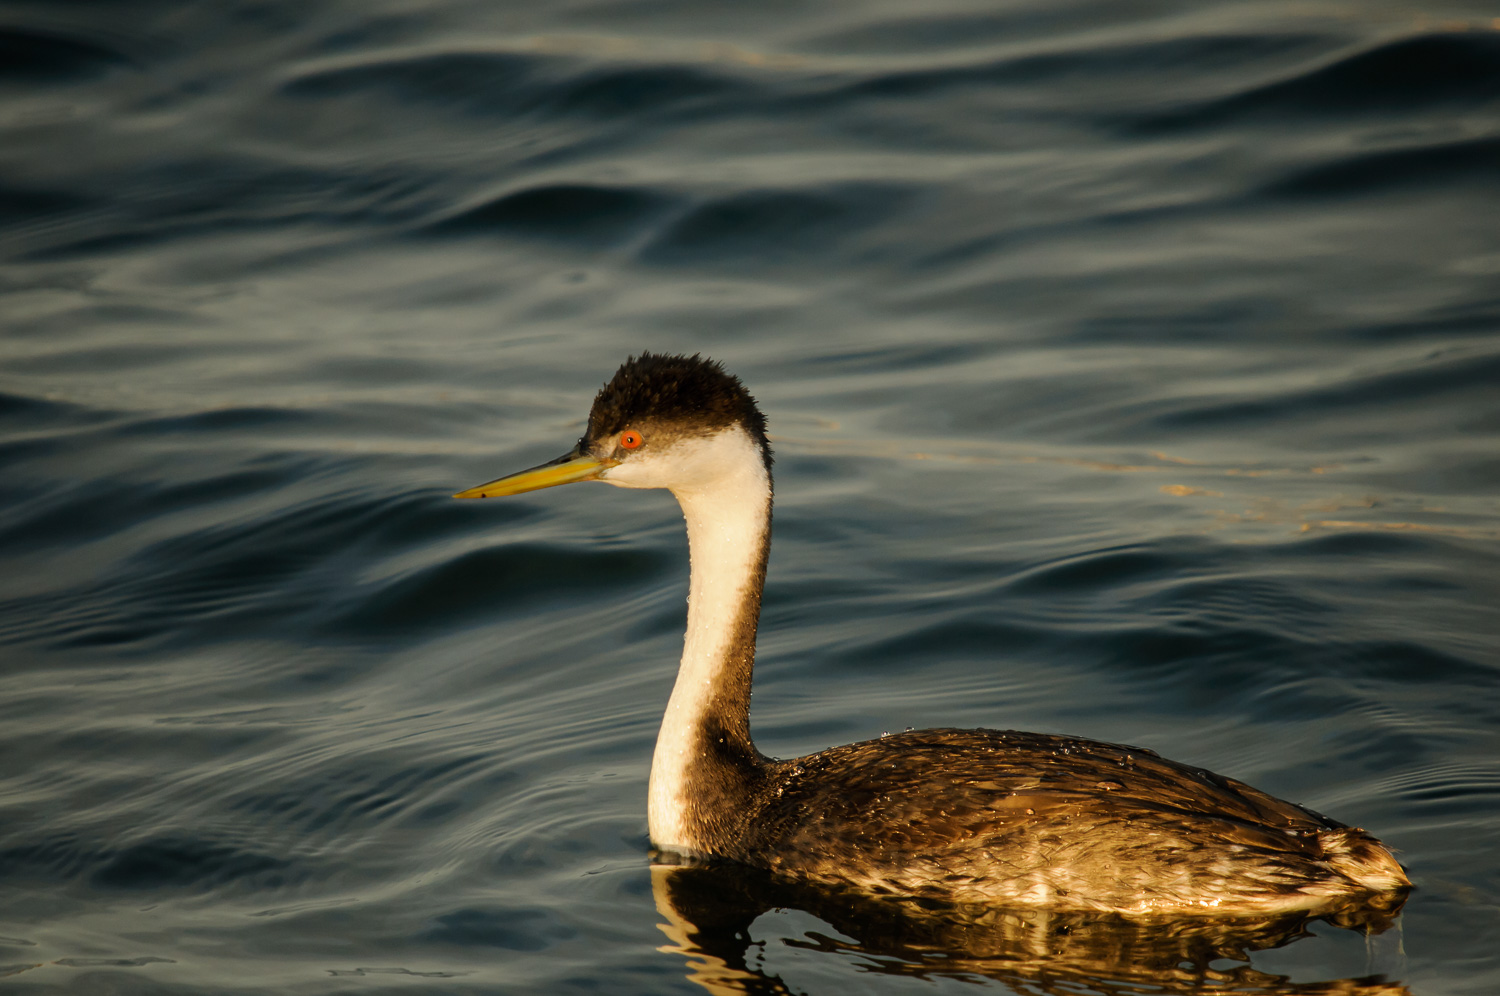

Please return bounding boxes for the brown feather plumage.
[715,728,1401,913]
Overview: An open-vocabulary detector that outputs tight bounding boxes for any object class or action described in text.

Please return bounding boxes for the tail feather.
[1320,827,1411,894]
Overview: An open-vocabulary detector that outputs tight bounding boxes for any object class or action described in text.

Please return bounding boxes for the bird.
[455,352,1410,917]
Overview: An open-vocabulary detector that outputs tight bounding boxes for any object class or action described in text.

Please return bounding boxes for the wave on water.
[1,1,1498,993]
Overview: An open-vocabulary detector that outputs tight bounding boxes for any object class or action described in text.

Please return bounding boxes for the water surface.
[2,1,1498,993]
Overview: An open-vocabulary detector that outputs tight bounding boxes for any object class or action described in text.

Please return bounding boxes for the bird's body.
[457,353,1409,917]
[678,727,1404,915]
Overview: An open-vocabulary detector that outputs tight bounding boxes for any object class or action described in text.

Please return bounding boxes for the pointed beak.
[453,446,615,499]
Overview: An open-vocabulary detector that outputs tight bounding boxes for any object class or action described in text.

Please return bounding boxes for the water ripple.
[2,2,1498,993]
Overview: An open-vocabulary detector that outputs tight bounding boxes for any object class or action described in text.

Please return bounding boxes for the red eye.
[620,430,643,449]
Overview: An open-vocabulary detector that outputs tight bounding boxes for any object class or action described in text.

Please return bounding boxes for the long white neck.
[643,428,772,852]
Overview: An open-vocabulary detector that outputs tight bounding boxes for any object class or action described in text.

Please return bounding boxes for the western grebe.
[456,353,1409,916]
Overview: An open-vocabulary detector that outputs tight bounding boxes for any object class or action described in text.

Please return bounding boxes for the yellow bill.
[453,449,612,499]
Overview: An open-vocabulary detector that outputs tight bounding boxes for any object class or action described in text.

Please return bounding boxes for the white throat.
[604,427,771,851]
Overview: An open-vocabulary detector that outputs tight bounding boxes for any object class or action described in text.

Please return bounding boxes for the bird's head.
[455,353,771,500]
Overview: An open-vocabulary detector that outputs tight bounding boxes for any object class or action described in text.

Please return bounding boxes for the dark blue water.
[2,2,1498,993]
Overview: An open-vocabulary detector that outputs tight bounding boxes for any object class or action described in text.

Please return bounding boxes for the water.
[2,1,1498,992]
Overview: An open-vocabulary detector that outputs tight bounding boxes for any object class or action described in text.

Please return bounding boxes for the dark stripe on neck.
[705,499,770,755]
[683,496,772,851]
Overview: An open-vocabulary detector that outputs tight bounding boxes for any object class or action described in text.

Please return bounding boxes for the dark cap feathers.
[587,353,772,471]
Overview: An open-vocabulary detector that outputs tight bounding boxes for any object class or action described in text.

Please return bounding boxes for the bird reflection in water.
[651,859,1409,996]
